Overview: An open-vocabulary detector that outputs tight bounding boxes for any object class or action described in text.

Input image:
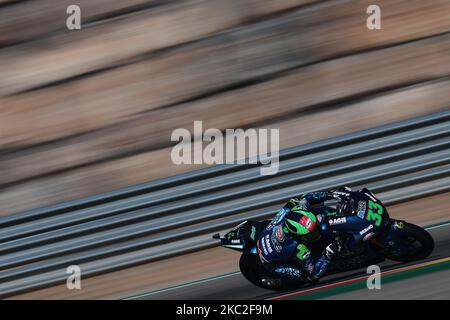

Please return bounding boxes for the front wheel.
[383,222,434,262]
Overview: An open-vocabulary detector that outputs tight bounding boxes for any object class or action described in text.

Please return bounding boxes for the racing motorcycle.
[212,188,434,290]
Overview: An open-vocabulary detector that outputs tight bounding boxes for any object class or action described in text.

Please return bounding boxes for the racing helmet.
[283,208,322,242]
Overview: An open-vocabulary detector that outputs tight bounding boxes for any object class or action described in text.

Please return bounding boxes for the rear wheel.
[239,253,272,289]
[239,253,306,291]
[384,222,434,262]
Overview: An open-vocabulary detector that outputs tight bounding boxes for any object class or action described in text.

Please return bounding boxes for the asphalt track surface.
[125,221,450,300]
[323,266,450,300]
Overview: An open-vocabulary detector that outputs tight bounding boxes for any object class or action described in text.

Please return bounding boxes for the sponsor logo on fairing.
[359,224,374,235]
[357,201,367,219]
[329,217,347,226]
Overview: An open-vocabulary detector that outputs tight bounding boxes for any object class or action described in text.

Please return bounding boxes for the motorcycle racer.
[257,188,352,288]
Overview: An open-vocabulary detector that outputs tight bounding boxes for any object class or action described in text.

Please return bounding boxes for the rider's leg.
[273,265,303,279]
[260,261,305,288]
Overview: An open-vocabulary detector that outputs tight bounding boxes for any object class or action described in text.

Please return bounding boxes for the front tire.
[384,222,434,262]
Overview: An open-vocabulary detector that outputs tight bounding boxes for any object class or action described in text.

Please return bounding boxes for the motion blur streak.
[0,0,449,299]
[1,0,450,214]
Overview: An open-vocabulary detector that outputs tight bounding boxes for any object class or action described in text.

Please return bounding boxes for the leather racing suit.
[257,191,343,283]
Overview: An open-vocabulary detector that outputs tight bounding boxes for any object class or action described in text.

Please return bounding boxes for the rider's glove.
[286,197,308,210]
[323,239,343,260]
[330,186,352,199]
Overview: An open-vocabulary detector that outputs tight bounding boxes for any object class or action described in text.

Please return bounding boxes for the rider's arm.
[296,240,343,281]
[285,186,353,211]
[295,243,329,280]
[272,191,334,223]
[285,191,335,211]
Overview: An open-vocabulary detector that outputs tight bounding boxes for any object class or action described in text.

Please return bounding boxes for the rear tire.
[239,253,306,291]
[239,253,272,289]
[384,222,434,262]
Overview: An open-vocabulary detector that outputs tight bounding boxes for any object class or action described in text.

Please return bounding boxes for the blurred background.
[0,0,449,299]
[1,0,449,215]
